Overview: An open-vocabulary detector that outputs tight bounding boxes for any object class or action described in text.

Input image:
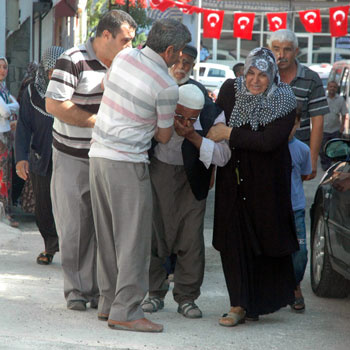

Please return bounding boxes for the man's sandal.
[219,310,246,327]
[36,252,54,265]
[177,301,202,319]
[291,297,305,313]
[141,297,164,313]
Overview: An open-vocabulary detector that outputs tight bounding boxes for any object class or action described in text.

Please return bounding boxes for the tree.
[86,0,152,46]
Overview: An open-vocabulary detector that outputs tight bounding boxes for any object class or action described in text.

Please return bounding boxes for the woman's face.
[245,66,269,95]
[0,59,8,82]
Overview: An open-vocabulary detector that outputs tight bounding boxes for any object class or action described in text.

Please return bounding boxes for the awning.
[55,0,78,18]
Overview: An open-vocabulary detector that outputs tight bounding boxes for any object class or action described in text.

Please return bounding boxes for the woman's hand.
[16,160,29,181]
[10,120,17,131]
[207,123,232,142]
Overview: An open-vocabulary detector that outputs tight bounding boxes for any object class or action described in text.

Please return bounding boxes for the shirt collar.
[295,59,305,78]
[86,38,108,69]
[141,46,168,73]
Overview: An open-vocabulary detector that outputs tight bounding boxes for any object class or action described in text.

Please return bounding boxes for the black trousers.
[30,169,59,254]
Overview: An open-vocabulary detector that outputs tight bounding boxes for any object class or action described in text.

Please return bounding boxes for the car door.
[327,162,350,266]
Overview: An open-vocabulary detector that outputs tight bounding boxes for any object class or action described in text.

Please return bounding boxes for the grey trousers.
[90,157,152,322]
[51,149,98,302]
[149,157,206,304]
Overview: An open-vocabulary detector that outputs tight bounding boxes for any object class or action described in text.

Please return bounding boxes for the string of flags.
[148,0,350,39]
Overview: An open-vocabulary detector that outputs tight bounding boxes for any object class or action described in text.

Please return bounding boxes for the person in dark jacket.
[207,47,298,326]
[15,46,64,265]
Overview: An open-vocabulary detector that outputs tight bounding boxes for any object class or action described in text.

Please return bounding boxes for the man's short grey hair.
[146,19,191,53]
[268,29,299,49]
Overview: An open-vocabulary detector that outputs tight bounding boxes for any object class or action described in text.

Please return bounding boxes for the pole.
[194,0,201,81]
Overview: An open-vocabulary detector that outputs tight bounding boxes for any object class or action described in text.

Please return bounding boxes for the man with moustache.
[142,47,231,319]
[169,45,208,96]
[268,29,329,181]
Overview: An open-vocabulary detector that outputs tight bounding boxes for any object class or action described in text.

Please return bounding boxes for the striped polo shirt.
[46,38,107,158]
[291,60,329,142]
[89,46,178,163]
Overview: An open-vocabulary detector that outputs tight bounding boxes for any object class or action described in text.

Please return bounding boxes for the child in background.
[288,110,312,313]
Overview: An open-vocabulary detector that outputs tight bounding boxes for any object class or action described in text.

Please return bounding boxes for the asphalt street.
[0,164,349,350]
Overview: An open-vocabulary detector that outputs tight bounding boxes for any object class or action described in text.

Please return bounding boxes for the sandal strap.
[179,302,198,315]
[143,297,163,312]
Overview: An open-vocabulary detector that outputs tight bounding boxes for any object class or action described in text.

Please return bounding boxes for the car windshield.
[207,69,226,78]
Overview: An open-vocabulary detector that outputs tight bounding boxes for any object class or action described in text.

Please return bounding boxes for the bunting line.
[148,1,350,39]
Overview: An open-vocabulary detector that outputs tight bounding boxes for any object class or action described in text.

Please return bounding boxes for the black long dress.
[213,79,299,316]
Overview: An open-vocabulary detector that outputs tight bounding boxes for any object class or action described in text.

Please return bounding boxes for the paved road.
[0,165,349,350]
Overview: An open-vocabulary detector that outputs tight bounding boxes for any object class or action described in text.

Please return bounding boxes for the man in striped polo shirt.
[269,29,329,181]
[269,29,329,313]
[45,10,137,312]
[89,19,191,333]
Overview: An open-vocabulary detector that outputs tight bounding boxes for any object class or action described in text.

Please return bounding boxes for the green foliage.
[86,0,108,38]
[87,0,152,45]
[111,3,152,31]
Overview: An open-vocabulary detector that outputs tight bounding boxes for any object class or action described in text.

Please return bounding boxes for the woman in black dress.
[207,47,299,326]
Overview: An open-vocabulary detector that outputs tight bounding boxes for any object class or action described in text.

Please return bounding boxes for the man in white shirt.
[320,80,348,170]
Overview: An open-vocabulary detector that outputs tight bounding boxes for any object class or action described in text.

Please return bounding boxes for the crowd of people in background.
[1,9,343,333]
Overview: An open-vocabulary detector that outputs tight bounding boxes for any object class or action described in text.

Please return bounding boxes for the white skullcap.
[178,84,205,110]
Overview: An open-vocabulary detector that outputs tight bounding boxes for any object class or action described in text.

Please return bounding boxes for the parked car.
[191,63,235,90]
[310,138,350,298]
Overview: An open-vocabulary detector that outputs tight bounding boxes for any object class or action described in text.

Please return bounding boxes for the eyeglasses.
[175,113,198,122]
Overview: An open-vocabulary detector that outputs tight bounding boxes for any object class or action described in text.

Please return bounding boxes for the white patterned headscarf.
[228,47,296,131]
[34,46,64,98]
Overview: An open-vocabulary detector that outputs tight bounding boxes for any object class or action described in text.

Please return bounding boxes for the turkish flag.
[299,9,322,33]
[266,13,287,32]
[149,0,174,12]
[174,2,196,15]
[329,6,350,37]
[233,13,255,40]
[203,10,224,39]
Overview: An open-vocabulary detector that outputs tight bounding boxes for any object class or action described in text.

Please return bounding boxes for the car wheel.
[310,203,349,298]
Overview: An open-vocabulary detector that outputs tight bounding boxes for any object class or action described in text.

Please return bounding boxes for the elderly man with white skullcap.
[142,84,231,319]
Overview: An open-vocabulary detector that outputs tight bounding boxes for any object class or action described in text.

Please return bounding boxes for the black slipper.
[36,252,54,265]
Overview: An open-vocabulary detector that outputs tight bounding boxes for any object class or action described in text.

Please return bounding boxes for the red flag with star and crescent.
[329,6,350,37]
[266,13,287,32]
[299,9,322,33]
[149,0,174,12]
[233,13,255,40]
[203,10,224,39]
[174,2,196,15]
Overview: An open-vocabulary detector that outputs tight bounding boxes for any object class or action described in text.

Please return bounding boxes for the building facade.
[0,0,87,96]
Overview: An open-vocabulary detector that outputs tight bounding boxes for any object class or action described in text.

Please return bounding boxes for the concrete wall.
[0,0,6,56]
